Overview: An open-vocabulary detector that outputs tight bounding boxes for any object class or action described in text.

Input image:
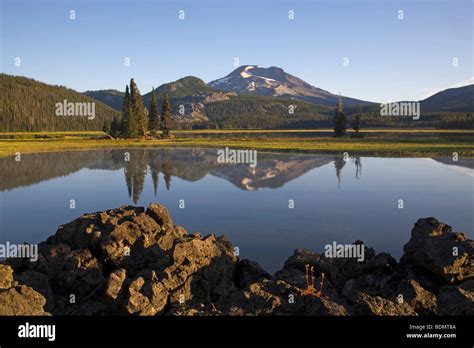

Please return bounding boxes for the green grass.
[173,128,474,134]
[1,129,473,158]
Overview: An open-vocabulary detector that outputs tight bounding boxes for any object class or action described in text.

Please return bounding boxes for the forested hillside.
[204,95,330,129]
[1,74,120,132]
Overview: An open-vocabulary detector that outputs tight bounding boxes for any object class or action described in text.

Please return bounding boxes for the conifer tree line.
[108,78,173,138]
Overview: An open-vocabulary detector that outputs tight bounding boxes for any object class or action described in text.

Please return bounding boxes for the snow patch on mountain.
[240,65,255,78]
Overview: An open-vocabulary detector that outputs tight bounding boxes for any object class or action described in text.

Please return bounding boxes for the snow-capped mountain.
[209,65,372,107]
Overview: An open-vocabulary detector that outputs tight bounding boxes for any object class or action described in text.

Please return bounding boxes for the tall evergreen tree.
[333,95,347,137]
[129,78,148,138]
[120,85,131,138]
[161,93,172,137]
[148,87,160,132]
[110,116,120,137]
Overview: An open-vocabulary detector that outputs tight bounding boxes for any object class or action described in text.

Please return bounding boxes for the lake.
[0,148,473,273]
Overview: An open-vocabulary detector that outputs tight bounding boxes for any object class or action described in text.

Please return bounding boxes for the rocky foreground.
[0,204,473,316]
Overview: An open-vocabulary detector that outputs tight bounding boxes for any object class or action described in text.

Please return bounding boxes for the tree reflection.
[353,156,362,180]
[333,155,346,188]
[333,155,363,187]
[149,152,160,197]
[124,150,148,204]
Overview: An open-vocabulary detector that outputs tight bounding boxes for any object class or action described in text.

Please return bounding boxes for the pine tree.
[129,78,148,138]
[333,95,347,137]
[120,85,131,138]
[148,87,160,132]
[110,116,120,137]
[161,93,172,137]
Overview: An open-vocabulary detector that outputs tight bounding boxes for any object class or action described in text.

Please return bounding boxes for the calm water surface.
[1,148,473,273]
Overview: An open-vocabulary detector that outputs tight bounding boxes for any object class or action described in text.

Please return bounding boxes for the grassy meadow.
[1,129,473,158]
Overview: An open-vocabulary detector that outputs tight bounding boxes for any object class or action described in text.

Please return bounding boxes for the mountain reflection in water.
[1,148,363,201]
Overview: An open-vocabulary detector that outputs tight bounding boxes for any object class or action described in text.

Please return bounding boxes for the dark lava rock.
[352,293,417,316]
[437,279,474,315]
[235,259,270,289]
[5,204,237,315]
[273,249,321,289]
[0,264,49,315]
[2,207,472,316]
[396,279,437,315]
[401,217,473,284]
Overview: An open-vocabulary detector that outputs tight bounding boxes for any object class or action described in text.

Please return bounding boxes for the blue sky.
[1,0,472,102]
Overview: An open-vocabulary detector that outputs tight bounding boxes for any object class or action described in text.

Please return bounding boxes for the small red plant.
[303,264,325,298]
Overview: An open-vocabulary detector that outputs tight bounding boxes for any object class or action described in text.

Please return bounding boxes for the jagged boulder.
[124,270,169,315]
[0,264,14,289]
[235,259,270,289]
[273,249,321,289]
[318,242,399,292]
[437,279,474,315]
[353,293,417,316]
[16,270,54,312]
[0,264,49,315]
[396,279,437,315]
[7,204,239,315]
[401,217,473,284]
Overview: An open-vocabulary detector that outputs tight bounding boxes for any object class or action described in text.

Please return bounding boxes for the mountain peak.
[209,65,371,106]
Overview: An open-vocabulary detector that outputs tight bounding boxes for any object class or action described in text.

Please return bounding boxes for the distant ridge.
[420,85,474,113]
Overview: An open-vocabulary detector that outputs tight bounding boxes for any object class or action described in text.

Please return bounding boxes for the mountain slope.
[0,74,121,132]
[141,76,236,122]
[209,65,373,107]
[81,74,346,128]
[83,77,218,113]
[83,89,124,111]
[420,84,474,113]
[153,76,216,98]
